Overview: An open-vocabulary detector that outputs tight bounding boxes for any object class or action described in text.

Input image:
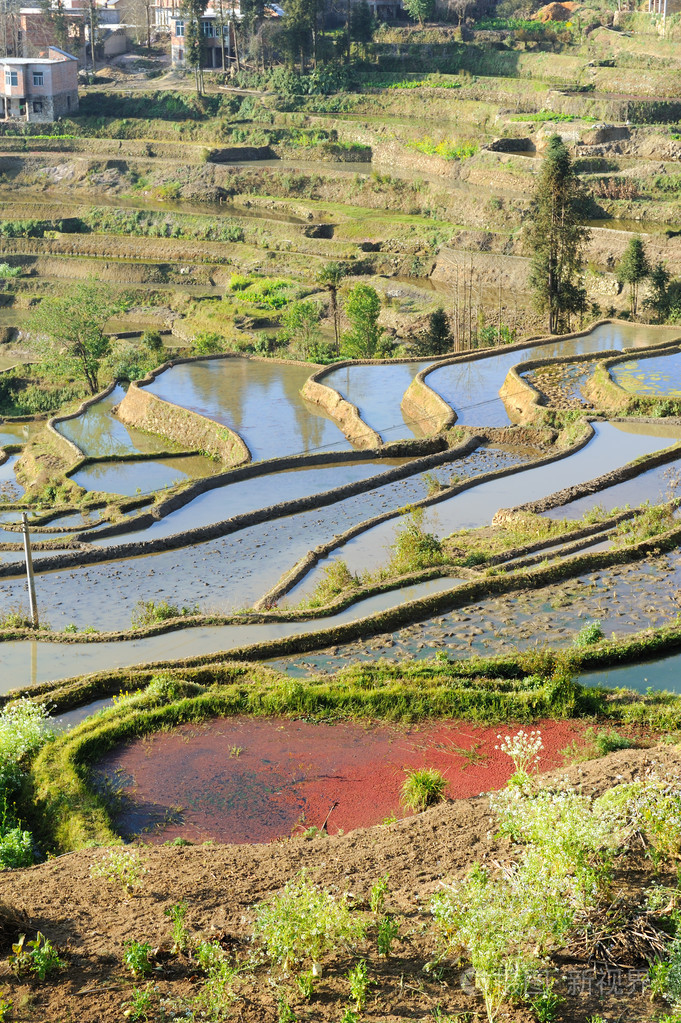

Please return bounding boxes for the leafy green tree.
[317,261,348,355]
[617,236,650,319]
[31,281,121,395]
[182,0,208,95]
[527,135,589,334]
[645,260,672,322]
[416,307,452,356]
[278,300,328,360]
[349,0,374,58]
[341,283,384,359]
[402,0,434,26]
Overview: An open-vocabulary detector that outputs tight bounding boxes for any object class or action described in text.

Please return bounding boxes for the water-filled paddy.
[545,457,681,521]
[427,322,680,428]
[0,422,38,448]
[145,358,352,460]
[275,550,681,685]
[293,420,681,597]
[56,386,184,457]
[0,446,526,631]
[610,351,681,399]
[92,716,579,844]
[71,453,220,496]
[0,577,460,688]
[322,361,433,440]
[0,454,23,502]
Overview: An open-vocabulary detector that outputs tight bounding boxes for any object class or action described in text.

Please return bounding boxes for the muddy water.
[0,447,524,632]
[292,421,681,597]
[276,550,681,686]
[523,361,595,406]
[321,362,433,440]
[610,351,681,398]
[93,716,578,844]
[0,577,460,688]
[427,323,681,428]
[93,458,414,544]
[57,386,185,457]
[145,358,353,460]
[0,454,23,502]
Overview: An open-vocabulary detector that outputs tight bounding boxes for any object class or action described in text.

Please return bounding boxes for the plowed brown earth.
[0,745,678,1023]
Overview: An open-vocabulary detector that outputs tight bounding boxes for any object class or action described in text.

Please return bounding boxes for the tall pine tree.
[528,135,589,334]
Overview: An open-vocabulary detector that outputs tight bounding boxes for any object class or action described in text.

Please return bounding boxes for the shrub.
[388,506,444,576]
[254,873,365,973]
[0,264,20,279]
[304,561,360,608]
[0,827,34,870]
[401,767,447,812]
[192,330,223,355]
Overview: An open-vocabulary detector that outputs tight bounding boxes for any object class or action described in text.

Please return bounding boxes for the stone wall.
[302,366,382,448]
[401,369,457,434]
[117,383,250,467]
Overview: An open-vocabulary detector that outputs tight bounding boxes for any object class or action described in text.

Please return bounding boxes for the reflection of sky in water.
[0,577,460,689]
[547,457,681,520]
[322,362,433,440]
[611,351,681,398]
[146,359,352,460]
[95,459,411,544]
[428,323,681,427]
[295,420,681,594]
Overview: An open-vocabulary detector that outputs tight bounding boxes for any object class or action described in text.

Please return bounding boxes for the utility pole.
[21,511,39,629]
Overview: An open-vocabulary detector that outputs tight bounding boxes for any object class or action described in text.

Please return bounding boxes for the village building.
[0,45,79,121]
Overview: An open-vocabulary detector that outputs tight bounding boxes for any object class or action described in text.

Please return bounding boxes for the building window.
[223,24,229,35]
[202,20,214,35]
[175,18,184,35]
[4,71,18,87]
[32,71,44,86]
[33,100,43,113]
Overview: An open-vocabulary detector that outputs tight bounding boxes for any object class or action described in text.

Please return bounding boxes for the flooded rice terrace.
[2,322,681,694]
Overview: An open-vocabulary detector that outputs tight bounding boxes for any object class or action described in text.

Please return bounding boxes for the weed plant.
[9,932,64,980]
[376,915,399,957]
[131,599,200,629]
[401,767,447,812]
[122,940,153,978]
[164,901,189,953]
[254,872,365,973]
[90,848,147,892]
[348,959,369,1010]
[369,875,389,915]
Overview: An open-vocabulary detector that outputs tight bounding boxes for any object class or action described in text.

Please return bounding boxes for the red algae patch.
[93,716,584,845]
